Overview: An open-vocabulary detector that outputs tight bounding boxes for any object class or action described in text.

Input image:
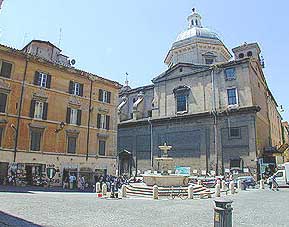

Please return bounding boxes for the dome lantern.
[164,8,232,67]
[187,8,202,29]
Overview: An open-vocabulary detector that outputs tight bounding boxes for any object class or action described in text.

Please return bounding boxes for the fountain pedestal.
[143,143,189,187]
[143,174,189,187]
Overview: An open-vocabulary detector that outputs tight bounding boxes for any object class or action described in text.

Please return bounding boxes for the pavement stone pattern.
[0,186,288,227]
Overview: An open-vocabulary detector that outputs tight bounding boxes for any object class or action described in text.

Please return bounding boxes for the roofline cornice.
[0,43,122,88]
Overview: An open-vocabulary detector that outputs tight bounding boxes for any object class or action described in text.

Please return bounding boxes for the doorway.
[25,165,33,185]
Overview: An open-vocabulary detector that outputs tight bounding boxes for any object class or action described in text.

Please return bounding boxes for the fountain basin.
[143,174,189,187]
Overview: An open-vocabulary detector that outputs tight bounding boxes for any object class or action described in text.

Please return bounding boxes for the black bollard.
[214,198,233,227]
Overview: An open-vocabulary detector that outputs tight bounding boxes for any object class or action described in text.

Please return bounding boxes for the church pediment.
[152,63,209,83]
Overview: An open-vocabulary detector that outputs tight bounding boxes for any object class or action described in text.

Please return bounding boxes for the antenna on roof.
[58,28,62,48]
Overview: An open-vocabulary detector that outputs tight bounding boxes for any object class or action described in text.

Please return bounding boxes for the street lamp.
[55,121,65,133]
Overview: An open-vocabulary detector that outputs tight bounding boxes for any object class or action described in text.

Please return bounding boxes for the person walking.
[81,176,85,191]
[77,177,82,190]
[271,174,279,191]
[69,174,74,189]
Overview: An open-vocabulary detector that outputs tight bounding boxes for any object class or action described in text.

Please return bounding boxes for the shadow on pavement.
[0,211,43,227]
[0,185,94,194]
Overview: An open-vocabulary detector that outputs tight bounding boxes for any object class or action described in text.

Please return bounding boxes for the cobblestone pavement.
[0,186,288,227]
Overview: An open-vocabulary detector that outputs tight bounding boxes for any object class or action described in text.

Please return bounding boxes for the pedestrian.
[81,176,85,191]
[78,177,82,190]
[271,175,279,191]
[268,177,273,190]
[63,176,68,189]
[69,174,74,189]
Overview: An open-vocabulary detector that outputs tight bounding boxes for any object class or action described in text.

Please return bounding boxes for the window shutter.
[98,89,103,101]
[29,100,36,118]
[97,114,101,128]
[79,84,84,97]
[66,108,71,124]
[68,137,77,154]
[43,102,48,120]
[77,109,82,126]
[46,74,52,88]
[0,128,3,146]
[0,93,7,113]
[34,72,40,85]
[107,92,111,103]
[1,62,12,78]
[105,115,110,130]
[31,131,41,151]
[69,81,74,94]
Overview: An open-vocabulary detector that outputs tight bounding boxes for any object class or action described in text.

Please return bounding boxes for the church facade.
[117,10,283,177]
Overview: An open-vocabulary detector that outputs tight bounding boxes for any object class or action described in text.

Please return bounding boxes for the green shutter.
[97,114,101,128]
[0,93,7,113]
[105,115,110,130]
[77,109,82,125]
[29,100,36,118]
[66,108,71,124]
[43,103,48,120]
[98,89,103,101]
[1,62,12,78]
[34,72,40,85]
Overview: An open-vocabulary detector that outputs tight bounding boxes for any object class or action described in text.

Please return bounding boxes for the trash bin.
[214,198,233,227]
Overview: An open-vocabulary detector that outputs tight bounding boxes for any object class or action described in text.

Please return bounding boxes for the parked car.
[267,162,289,187]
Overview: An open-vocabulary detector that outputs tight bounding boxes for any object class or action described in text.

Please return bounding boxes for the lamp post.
[148,117,153,169]
[211,66,219,176]
[55,121,65,133]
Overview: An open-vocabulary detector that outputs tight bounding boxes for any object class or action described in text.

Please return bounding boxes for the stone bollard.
[237,180,242,190]
[260,179,265,189]
[153,185,159,200]
[102,183,108,197]
[188,185,194,199]
[229,181,235,194]
[96,182,101,193]
[215,183,221,197]
[221,180,226,191]
[198,179,202,185]
[121,185,127,198]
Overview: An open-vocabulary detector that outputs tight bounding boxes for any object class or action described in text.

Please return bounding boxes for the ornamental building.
[117,9,284,178]
[0,40,121,186]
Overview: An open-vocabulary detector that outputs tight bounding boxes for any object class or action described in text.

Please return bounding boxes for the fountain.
[142,143,189,187]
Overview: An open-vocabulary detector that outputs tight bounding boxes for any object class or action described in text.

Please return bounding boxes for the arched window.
[239,53,244,58]
[247,51,253,57]
[191,20,194,26]
[195,20,198,26]
[173,86,190,113]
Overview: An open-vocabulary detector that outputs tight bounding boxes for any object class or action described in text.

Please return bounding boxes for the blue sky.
[1,0,289,120]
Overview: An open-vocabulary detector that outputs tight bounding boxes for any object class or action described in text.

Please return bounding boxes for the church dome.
[176,27,219,42]
[164,8,232,67]
[175,8,219,43]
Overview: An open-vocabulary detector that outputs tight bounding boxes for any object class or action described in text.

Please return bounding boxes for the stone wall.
[118,112,257,174]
